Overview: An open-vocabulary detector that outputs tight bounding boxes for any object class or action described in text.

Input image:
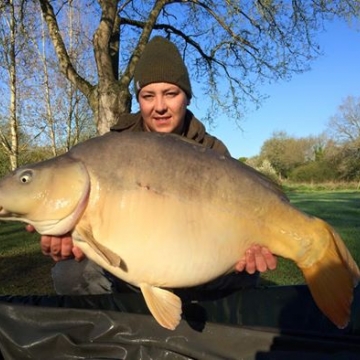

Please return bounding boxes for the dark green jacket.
[110,110,231,157]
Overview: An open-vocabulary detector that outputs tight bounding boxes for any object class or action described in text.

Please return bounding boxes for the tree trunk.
[9,0,18,170]
[95,85,131,135]
[38,0,167,135]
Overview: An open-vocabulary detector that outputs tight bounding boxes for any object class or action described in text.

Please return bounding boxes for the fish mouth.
[0,188,89,231]
[0,206,15,218]
[0,182,90,235]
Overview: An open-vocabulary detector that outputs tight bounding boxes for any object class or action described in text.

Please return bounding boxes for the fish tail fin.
[300,222,360,329]
[140,283,182,330]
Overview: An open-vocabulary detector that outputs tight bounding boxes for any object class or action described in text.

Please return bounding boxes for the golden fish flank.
[0,131,359,330]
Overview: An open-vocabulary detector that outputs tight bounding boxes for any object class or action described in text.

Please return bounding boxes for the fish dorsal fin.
[140,283,182,330]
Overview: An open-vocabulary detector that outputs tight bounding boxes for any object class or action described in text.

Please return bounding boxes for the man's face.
[138,83,189,134]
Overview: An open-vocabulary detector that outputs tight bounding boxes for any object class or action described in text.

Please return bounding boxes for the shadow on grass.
[0,253,54,295]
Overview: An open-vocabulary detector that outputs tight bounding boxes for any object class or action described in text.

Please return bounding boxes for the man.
[29,36,276,295]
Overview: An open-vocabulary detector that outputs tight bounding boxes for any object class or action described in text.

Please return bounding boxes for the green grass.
[0,222,54,295]
[0,191,359,294]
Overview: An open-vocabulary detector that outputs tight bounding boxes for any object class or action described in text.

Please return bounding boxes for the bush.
[289,161,338,183]
[247,159,282,185]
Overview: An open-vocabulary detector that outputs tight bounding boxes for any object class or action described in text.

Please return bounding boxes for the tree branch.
[177,0,258,52]
[93,0,119,84]
[38,0,94,98]
[120,0,172,88]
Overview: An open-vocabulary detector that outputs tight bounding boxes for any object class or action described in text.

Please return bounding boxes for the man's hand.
[235,245,277,274]
[25,225,85,262]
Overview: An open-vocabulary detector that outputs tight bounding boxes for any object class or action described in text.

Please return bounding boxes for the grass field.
[0,222,54,294]
[0,190,359,294]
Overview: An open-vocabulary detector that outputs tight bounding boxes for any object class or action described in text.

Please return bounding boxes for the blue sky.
[190,20,360,159]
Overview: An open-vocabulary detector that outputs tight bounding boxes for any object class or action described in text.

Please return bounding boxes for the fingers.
[235,245,277,274]
[72,246,86,262]
[40,234,75,262]
[40,235,53,256]
[245,246,259,274]
[60,235,75,259]
[28,226,86,262]
[260,246,277,270]
[25,224,35,233]
[235,258,246,272]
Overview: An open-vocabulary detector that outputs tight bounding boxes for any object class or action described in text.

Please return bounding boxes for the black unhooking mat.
[0,285,359,360]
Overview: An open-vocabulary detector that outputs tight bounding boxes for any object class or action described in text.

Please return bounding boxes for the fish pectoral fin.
[140,283,182,330]
[75,227,121,267]
[94,240,122,267]
[300,222,360,329]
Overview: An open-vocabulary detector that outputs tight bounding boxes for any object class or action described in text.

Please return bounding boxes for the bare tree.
[34,0,360,134]
[19,1,96,154]
[0,0,19,170]
[0,1,98,168]
[31,2,96,155]
[328,96,360,143]
[38,16,58,156]
[326,96,360,180]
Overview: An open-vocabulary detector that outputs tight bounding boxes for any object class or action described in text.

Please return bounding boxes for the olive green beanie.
[134,36,192,99]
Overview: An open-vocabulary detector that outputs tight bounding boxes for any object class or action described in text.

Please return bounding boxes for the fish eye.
[19,170,33,184]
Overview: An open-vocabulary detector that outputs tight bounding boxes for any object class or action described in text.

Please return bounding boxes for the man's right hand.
[26,225,85,262]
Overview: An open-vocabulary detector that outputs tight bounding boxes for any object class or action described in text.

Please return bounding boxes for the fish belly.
[75,188,252,289]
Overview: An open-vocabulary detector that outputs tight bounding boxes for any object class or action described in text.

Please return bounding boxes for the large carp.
[0,132,359,330]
